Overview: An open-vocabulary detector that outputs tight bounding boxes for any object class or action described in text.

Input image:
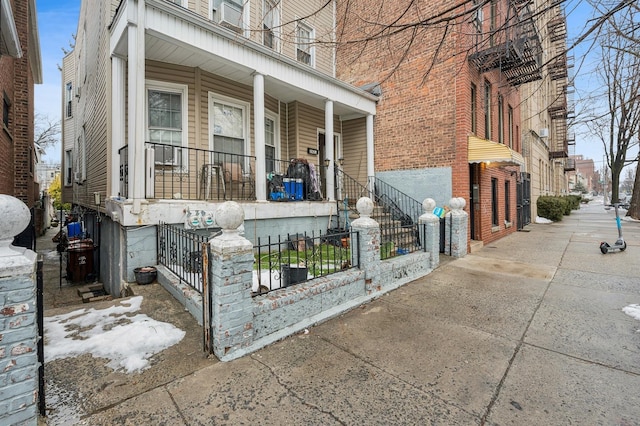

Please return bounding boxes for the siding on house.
[341,117,368,185]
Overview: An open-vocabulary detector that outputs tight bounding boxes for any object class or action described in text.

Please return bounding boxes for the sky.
[35,0,80,164]
[33,1,633,174]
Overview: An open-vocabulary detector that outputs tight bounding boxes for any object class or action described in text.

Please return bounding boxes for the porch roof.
[468,136,524,167]
[110,0,378,118]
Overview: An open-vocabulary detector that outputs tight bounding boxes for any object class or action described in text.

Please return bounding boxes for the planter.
[134,266,157,285]
[281,265,308,287]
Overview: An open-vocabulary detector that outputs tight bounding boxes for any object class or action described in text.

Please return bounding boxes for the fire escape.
[469,0,543,87]
[546,7,575,171]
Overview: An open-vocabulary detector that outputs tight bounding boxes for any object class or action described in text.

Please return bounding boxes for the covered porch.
[108,0,377,219]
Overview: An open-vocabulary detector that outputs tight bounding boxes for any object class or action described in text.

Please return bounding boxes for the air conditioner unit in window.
[539,128,549,138]
[75,86,81,98]
[74,171,84,183]
[216,1,242,31]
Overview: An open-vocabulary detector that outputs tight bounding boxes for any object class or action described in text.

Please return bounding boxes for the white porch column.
[325,100,335,201]
[253,73,266,201]
[366,113,375,194]
[128,0,146,214]
[111,55,126,198]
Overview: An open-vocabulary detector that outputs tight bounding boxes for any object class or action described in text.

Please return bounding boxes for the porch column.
[128,0,146,214]
[253,73,266,201]
[325,100,335,201]
[366,114,374,196]
[111,55,126,198]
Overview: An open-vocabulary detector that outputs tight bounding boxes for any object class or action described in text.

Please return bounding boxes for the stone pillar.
[419,198,440,268]
[445,197,468,258]
[0,195,38,425]
[209,202,254,361]
[350,197,381,294]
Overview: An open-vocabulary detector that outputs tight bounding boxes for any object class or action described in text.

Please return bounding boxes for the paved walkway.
[39,201,640,425]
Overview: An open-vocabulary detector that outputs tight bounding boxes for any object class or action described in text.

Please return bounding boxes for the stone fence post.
[0,195,39,425]
[444,197,468,258]
[419,198,440,268]
[209,202,254,361]
[350,197,381,294]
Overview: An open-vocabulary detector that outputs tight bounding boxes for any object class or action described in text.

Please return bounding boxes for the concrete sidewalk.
[39,201,640,425]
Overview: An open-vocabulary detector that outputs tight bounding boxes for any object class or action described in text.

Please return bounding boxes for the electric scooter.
[600,203,627,254]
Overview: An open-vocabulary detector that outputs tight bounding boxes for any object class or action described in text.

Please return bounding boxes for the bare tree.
[582,4,640,210]
[34,113,61,151]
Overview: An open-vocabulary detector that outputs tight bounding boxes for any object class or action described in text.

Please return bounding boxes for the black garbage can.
[67,240,94,282]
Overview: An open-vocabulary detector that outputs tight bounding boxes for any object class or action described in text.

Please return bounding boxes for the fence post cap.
[449,197,466,210]
[356,197,374,218]
[422,198,436,212]
[216,201,244,234]
[0,195,30,256]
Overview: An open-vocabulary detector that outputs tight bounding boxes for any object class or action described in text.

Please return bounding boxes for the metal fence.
[253,229,359,296]
[157,222,210,293]
[380,223,425,260]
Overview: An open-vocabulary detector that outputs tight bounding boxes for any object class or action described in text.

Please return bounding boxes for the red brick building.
[0,0,42,209]
[337,0,541,247]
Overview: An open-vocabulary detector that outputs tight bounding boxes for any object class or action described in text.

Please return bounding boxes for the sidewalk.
[39,201,640,425]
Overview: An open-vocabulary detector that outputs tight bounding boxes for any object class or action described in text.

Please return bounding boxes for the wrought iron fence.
[157,222,211,293]
[380,223,425,260]
[253,229,359,296]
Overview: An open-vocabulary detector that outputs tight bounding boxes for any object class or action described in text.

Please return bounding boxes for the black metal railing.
[335,167,423,251]
[157,222,210,293]
[118,146,128,199]
[380,223,424,260]
[119,142,257,201]
[253,229,359,296]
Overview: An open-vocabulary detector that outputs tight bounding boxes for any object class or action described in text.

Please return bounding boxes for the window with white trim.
[211,98,248,158]
[263,0,279,50]
[146,81,188,165]
[64,150,73,186]
[296,22,314,66]
[265,115,280,173]
[65,83,73,118]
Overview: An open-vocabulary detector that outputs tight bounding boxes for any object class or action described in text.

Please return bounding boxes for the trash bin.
[67,240,94,282]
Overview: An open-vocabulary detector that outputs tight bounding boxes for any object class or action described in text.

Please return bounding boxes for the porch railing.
[335,167,423,250]
[119,143,257,201]
[157,222,210,293]
[253,229,359,296]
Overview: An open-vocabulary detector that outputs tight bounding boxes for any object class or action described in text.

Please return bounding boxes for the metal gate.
[517,172,531,230]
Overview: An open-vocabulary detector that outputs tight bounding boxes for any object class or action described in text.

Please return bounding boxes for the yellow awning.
[468,136,524,166]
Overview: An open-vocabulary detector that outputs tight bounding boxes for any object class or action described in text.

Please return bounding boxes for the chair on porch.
[222,161,254,200]
[199,164,225,200]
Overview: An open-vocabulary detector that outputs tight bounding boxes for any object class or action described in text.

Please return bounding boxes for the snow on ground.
[44,296,185,373]
[535,216,553,224]
[623,304,640,322]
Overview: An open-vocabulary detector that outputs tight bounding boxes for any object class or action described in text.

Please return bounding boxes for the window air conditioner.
[539,128,549,138]
[75,86,81,98]
[74,171,83,182]
[217,1,242,31]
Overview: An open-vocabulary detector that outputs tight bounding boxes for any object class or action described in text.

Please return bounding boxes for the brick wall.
[337,0,523,245]
[0,0,37,208]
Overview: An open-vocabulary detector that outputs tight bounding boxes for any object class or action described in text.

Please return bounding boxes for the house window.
[471,83,477,133]
[263,0,279,50]
[65,83,73,118]
[211,98,247,158]
[508,105,513,148]
[498,95,504,144]
[505,180,511,222]
[3,93,10,128]
[296,22,314,66]
[265,116,277,173]
[491,178,499,227]
[77,126,86,181]
[146,82,188,165]
[484,80,492,140]
[64,150,73,186]
[473,0,483,33]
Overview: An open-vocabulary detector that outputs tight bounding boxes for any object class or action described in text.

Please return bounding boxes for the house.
[61,0,379,296]
[0,0,42,246]
[520,1,573,220]
[335,0,553,248]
